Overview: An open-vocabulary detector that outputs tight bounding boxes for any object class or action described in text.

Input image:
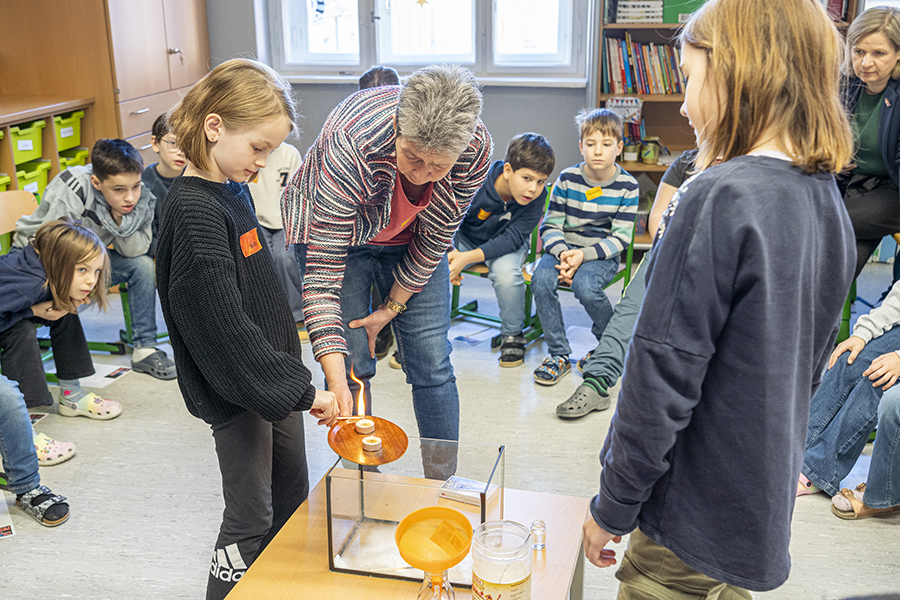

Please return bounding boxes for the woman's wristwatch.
[383,295,407,314]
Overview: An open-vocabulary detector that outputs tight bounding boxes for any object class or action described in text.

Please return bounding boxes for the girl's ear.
[204,114,223,143]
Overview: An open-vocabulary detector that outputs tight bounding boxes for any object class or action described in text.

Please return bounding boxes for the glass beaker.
[471,520,532,600]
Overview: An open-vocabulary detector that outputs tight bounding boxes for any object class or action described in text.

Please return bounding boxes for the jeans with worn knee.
[582,255,649,387]
[532,252,618,357]
[109,250,158,348]
[0,375,41,495]
[339,244,459,443]
[803,326,900,507]
[454,235,529,336]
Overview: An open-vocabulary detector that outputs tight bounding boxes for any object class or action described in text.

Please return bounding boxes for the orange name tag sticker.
[240,228,263,258]
[585,187,604,201]
[477,209,492,220]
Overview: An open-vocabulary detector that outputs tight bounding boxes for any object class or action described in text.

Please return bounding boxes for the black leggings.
[0,314,94,408]
[842,177,900,278]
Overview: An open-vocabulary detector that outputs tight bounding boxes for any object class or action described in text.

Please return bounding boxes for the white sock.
[133,347,156,362]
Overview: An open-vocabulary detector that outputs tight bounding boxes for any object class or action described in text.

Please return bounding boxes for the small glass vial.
[530,520,546,550]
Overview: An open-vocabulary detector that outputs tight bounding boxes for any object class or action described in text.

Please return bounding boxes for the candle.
[362,436,382,452]
[355,418,375,435]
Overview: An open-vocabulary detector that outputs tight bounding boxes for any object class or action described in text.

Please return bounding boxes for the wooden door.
[106,0,170,101]
[162,0,210,90]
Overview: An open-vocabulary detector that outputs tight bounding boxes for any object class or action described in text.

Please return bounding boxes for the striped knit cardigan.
[282,86,493,359]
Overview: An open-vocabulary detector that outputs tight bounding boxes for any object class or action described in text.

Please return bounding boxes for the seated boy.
[448,133,554,367]
[13,139,176,380]
[248,141,306,331]
[143,114,185,258]
[532,108,638,386]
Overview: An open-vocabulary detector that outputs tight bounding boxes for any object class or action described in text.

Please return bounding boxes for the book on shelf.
[439,476,499,506]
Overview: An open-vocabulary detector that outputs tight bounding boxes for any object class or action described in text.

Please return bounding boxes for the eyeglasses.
[160,138,179,149]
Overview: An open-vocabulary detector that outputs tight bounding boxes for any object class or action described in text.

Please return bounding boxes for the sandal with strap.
[832,483,900,520]
[577,350,595,373]
[534,355,571,386]
[499,334,527,368]
[16,484,70,527]
[33,432,77,466]
[797,473,822,496]
[131,349,177,380]
[59,391,122,420]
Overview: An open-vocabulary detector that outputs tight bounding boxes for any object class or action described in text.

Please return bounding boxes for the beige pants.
[615,529,753,600]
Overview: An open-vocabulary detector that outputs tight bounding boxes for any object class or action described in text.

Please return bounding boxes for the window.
[268,0,591,84]
[862,0,900,9]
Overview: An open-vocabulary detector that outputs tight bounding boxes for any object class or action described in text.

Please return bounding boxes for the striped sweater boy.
[541,163,639,261]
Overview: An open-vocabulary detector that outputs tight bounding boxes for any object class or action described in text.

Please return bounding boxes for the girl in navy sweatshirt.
[1,218,114,526]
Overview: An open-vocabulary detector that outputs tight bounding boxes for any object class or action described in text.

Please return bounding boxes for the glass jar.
[471,520,532,600]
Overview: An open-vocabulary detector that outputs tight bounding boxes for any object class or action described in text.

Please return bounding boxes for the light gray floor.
[2,261,899,599]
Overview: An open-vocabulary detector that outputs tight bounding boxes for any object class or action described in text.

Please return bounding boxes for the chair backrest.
[0,190,38,236]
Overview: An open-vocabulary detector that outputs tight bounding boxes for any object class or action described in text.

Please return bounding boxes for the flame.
[349,365,366,417]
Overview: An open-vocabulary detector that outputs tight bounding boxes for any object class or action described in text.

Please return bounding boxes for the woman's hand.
[310,388,340,426]
[30,300,66,321]
[349,306,397,358]
[829,335,866,369]
[864,351,900,391]
[318,353,354,416]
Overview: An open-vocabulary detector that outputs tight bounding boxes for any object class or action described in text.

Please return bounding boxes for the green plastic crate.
[0,233,10,256]
[663,0,706,23]
[10,119,46,165]
[0,172,10,192]
[60,147,90,169]
[16,159,52,198]
[54,110,84,152]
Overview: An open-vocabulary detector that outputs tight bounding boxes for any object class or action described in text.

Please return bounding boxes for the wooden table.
[227,475,590,600]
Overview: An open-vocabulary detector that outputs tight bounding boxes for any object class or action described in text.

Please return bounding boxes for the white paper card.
[0,495,15,538]
[49,362,132,389]
[24,182,38,194]
[17,140,33,151]
[60,126,74,138]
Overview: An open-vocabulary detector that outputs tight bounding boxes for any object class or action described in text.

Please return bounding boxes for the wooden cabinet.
[0,0,209,154]
[597,0,860,177]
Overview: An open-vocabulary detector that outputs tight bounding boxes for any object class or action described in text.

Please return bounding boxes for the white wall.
[203,0,595,180]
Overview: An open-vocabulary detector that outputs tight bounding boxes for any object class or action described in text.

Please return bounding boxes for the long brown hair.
[168,59,298,172]
[680,0,853,174]
[32,218,110,313]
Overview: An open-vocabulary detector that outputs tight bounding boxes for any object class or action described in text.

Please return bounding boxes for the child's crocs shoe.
[16,484,69,527]
[59,392,122,420]
[797,473,822,496]
[132,349,177,380]
[33,432,76,466]
[534,355,571,386]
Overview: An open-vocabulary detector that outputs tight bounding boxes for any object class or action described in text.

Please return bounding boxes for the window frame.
[267,0,592,86]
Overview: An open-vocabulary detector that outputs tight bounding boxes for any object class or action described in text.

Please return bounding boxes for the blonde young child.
[156,58,339,600]
[582,0,856,596]
[1,218,113,526]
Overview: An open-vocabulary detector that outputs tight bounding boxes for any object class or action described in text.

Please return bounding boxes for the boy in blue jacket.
[449,133,554,367]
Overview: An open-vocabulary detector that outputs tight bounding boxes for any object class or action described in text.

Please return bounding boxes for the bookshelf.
[598,0,860,176]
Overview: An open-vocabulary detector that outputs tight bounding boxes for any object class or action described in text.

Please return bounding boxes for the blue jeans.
[803,327,900,507]
[0,375,40,494]
[339,244,459,442]
[582,255,648,386]
[109,250,158,348]
[532,253,619,357]
[455,235,529,336]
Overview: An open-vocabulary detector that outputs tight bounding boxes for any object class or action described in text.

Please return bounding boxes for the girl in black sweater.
[157,59,338,600]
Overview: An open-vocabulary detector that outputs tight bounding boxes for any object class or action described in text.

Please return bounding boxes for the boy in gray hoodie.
[14,139,175,380]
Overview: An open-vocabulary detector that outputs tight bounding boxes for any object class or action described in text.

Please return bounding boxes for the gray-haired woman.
[282,65,492,464]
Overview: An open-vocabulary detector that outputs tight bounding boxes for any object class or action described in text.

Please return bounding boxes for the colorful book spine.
[621,39,633,93]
